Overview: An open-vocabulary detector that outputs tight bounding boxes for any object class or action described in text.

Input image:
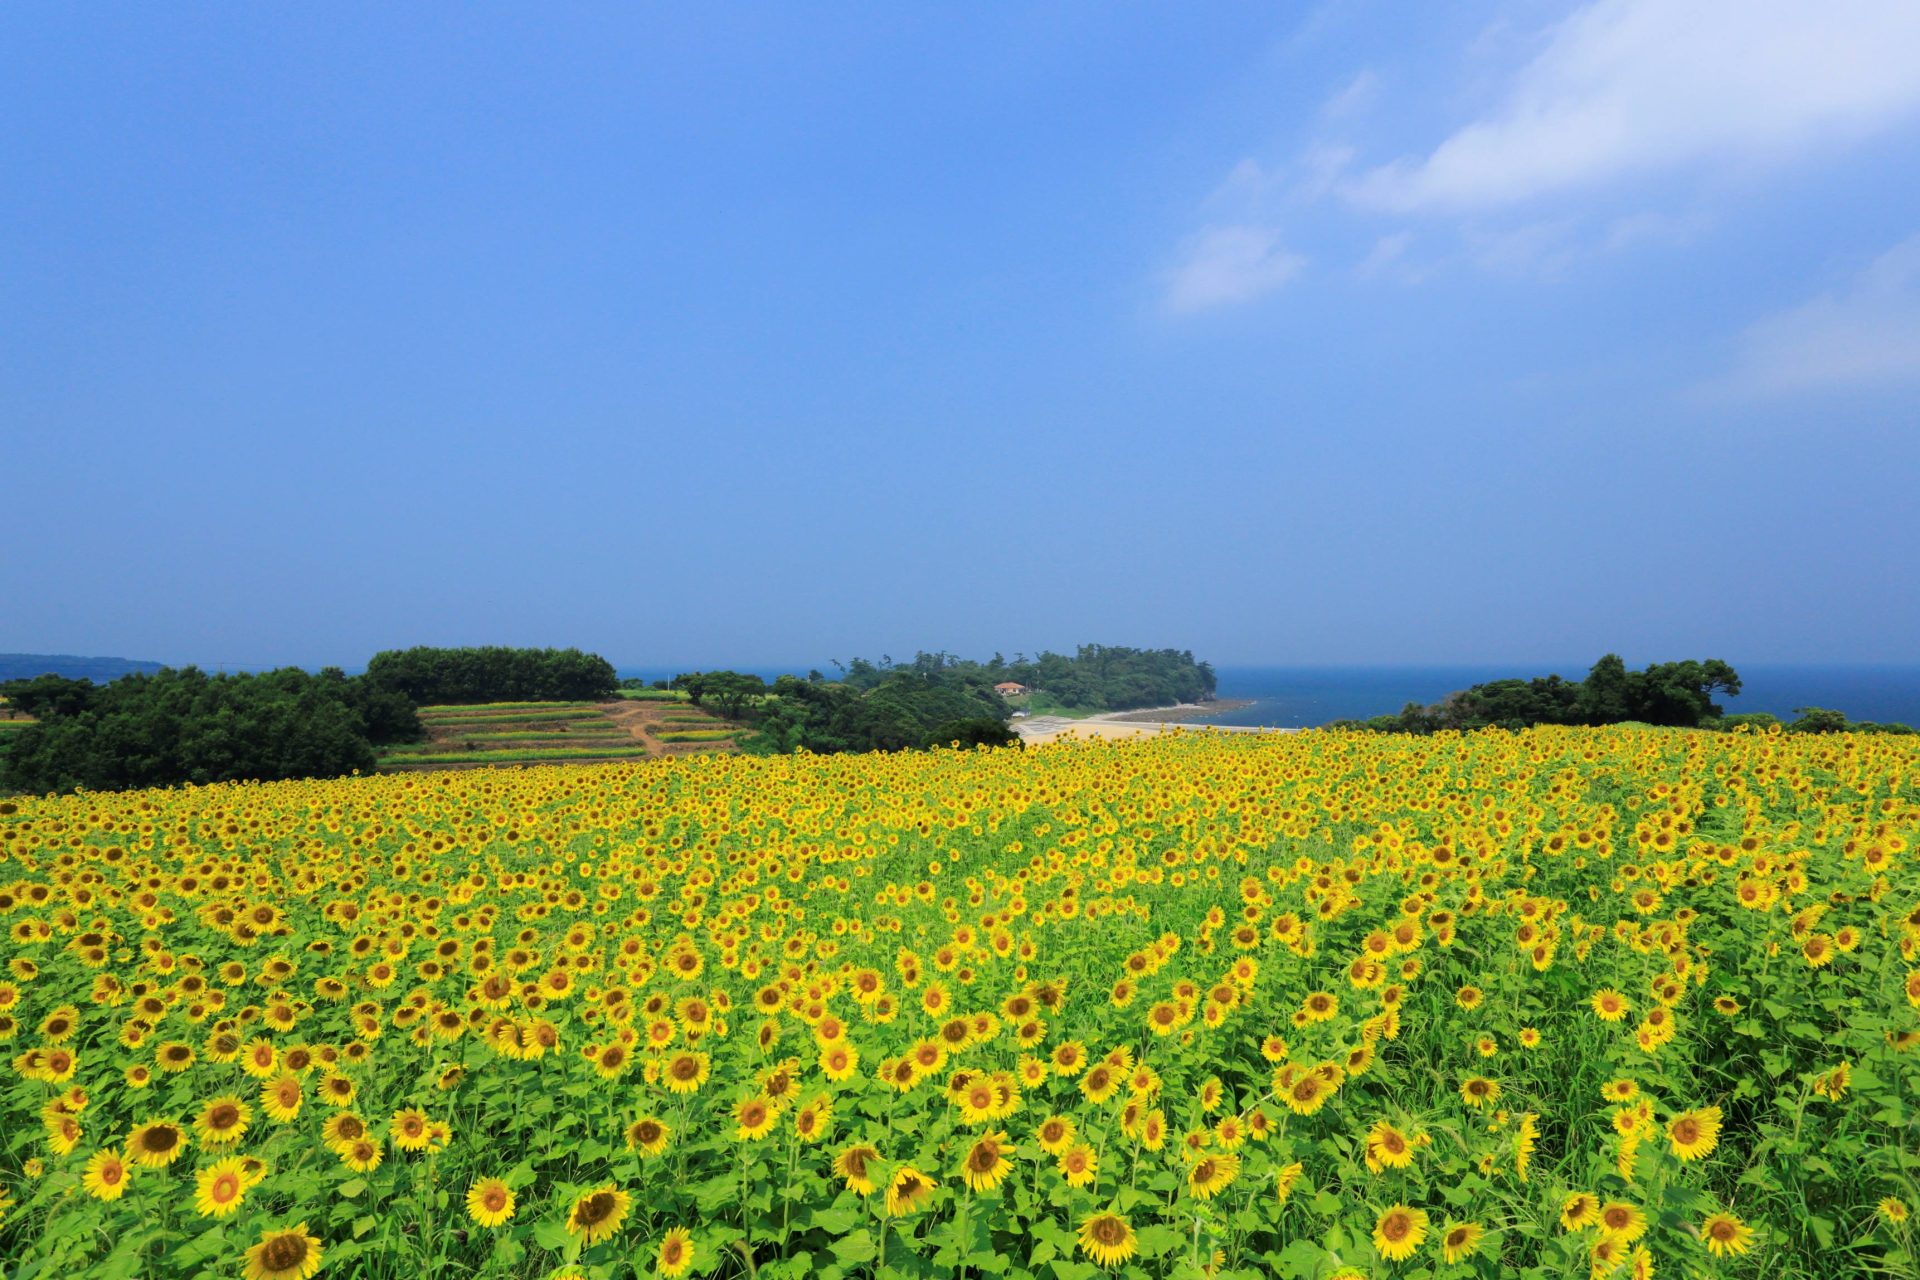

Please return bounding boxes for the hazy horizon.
[7,3,1918,666]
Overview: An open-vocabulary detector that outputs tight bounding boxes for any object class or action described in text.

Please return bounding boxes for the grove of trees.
[672,646,1211,756]
[363,646,617,705]
[0,667,421,794]
[1,645,622,794]
[835,646,1216,712]
[1331,655,1745,733]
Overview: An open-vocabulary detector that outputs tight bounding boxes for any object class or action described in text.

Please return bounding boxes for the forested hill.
[836,646,1217,712]
[0,653,165,682]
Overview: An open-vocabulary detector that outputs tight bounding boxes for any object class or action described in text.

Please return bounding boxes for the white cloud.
[1322,70,1379,121]
[1717,233,1920,394]
[1359,231,1420,278]
[1164,225,1305,312]
[1351,0,1920,212]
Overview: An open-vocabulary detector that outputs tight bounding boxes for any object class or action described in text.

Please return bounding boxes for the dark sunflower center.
[262,1236,308,1269]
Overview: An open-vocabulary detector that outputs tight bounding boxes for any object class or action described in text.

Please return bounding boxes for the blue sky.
[5,2,1918,669]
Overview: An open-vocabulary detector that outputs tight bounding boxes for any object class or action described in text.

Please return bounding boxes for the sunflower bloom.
[960,1131,1011,1193]
[466,1177,515,1228]
[565,1184,631,1245]
[657,1227,696,1278]
[1440,1221,1484,1264]
[835,1144,880,1196]
[885,1165,935,1215]
[82,1149,130,1201]
[194,1157,249,1219]
[1700,1211,1754,1257]
[1598,1201,1648,1243]
[243,1223,324,1280]
[127,1120,188,1168]
[1372,1203,1429,1263]
[1666,1107,1721,1162]
[1078,1212,1138,1267]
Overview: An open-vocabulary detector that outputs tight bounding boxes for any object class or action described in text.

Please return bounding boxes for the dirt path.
[598,699,744,757]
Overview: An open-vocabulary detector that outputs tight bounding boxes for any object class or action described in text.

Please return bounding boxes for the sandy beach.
[1013,702,1299,745]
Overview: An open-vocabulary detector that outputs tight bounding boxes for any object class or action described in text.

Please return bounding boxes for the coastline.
[1096,697,1254,723]
[1014,698,1297,745]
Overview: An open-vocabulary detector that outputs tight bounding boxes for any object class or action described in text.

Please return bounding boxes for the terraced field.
[377,697,746,771]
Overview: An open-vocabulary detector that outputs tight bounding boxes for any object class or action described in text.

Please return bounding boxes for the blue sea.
[615,663,1920,730]
[1201,665,1920,730]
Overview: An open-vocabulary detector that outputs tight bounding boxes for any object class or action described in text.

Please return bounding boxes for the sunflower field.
[3,725,1918,1280]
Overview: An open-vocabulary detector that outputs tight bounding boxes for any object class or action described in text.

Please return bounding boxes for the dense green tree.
[679,671,768,720]
[0,667,400,794]
[830,646,1214,713]
[1337,656,1745,734]
[364,646,616,705]
[0,674,97,719]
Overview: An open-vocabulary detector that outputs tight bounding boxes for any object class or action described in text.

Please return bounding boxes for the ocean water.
[615,664,1920,729]
[1203,665,1920,729]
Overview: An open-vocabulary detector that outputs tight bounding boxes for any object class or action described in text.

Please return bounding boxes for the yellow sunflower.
[466,1177,515,1228]
[1372,1203,1429,1263]
[243,1222,324,1280]
[835,1144,880,1196]
[1667,1106,1721,1162]
[657,1227,696,1278]
[82,1149,130,1201]
[565,1183,631,1246]
[1188,1152,1240,1200]
[126,1120,188,1168]
[1078,1212,1138,1267]
[960,1131,1011,1193]
[195,1096,251,1147]
[625,1115,671,1157]
[1439,1221,1484,1264]
[885,1165,936,1215]
[1699,1211,1754,1258]
[194,1157,249,1219]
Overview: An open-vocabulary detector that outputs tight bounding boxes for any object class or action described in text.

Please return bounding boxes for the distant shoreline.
[1014,698,1295,745]
[1096,697,1255,723]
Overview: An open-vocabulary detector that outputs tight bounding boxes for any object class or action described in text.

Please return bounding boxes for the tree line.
[835,646,1216,712]
[1330,656,1745,732]
[0,646,617,794]
[674,669,1017,755]
[363,646,616,705]
[670,646,1217,756]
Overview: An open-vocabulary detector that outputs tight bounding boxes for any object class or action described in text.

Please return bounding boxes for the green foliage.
[1339,655,1745,732]
[1787,706,1915,734]
[734,671,1010,755]
[0,674,98,719]
[0,667,416,794]
[837,646,1216,713]
[365,646,617,705]
[675,671,768,720]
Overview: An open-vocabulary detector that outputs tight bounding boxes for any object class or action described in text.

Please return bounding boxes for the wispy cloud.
[1163,225,1305,313]
[1713,233,1920,395]
[1349,0,1920,212]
